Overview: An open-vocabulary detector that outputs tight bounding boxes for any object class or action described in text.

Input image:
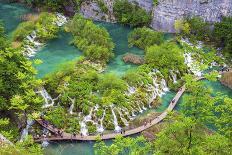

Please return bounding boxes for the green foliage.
[35,12,59,41]
[128,27,164,49]
[12,12,59,42]
[94,135,153,155]
[96,0,108,13]
[0,136,43,155]
[186,17,211,41]
[98,73,127,93]
[213,17,232,57]
[154,114,231,155]
[0,26,43,111]
[0,22,9,50]
[66,14,115,64]
[12,21,35,41]
[153,0,159,6]
[113,0,152,27]
[44,106,67,128]
[145,42,186,78]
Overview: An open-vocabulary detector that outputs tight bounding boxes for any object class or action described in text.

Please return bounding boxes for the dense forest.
[0,0,231,155]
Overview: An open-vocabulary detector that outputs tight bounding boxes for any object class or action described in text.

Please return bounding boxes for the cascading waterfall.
[68,97,75,114]
[116,108,129,126]
[161,79,169,92]
[79,107,98,136]
[20,119,34,142]
[111,107,121,132]
[184,53,202,77]
[127,86,136,96]
[170,71,177,83]
[23,13,68,57]
[37,87,59,108]
[96,109,106,133]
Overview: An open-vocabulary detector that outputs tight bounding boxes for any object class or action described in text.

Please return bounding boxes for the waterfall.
[20,119,34,142]
[96,109,106,133]
[184,53,202,77]
[111,107,121,132]
[79,107,96,136]
[116,108,129,126]
[42,141,49,147]
[37,87,59,108]
[69,103,74,115]
[161,79,169,92]
[170,71,177,83]
[56,13,68,27]
[79,121,88,136]
[68,97,75,114]
[127,86,136,95]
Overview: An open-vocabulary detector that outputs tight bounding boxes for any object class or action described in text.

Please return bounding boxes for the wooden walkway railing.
[35,84,187,142]
[35,72,228,142]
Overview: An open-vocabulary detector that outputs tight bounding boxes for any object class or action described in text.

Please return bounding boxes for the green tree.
[113,0,152,27]
[213,17,232,57]
[66,14,115,64]
[128,27,164,49]
[145,42,186,78]
[94,135,152,155]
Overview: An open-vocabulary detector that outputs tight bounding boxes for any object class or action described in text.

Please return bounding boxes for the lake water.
[0,2,231,155]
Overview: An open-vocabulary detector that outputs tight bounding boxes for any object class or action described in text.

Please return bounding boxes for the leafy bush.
[12,12,59,42]
[113,0,152,27]
[213,17,232,57]
[128,27,164,49]
[12,21,35,41]
[66,14,115,64]
[145,42,186,78]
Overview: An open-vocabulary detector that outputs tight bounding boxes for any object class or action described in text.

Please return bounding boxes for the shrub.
[113,0,152,27]
[12,21,35,41]
[66,14,115,64]
[128,27,164,49]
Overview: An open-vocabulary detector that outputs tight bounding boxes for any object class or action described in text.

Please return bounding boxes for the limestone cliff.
[79,0,232,32]
[152,0,232,32]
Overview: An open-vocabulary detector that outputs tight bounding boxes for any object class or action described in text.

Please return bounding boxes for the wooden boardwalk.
[35,85,186,142]
[35,73,222,142]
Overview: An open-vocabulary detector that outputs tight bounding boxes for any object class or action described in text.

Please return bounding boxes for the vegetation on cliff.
[113,0,152,27]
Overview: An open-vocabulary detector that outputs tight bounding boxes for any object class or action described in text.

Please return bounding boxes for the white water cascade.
[170,71,177,83]
[116,108,129,126]
[23,13,68,57]
[96,109,106,133]
[68,98,75,114]
[184,53,202,77]
[20,119,34,142]
[37,87,59,108]
[111,107,121,132]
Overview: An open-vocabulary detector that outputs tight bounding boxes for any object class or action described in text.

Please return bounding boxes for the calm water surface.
[0,3,231,155]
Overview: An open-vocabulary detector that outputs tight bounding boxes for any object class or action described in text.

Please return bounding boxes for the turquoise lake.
[0,2,231,155]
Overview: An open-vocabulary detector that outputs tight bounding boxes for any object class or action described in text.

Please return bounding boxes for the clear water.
[1,3,231,155]
[33,31,82,78]
[176,80,232,110]
[0,2,31,34]
[96,22,144,75]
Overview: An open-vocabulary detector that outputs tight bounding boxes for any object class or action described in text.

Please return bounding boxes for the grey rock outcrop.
[152,0,232,32]
[80,0,232,32]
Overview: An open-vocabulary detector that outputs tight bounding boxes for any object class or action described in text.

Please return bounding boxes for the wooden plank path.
[35,85,186,142]
[35,73,226,142]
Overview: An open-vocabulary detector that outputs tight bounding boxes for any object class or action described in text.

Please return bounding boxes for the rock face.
[220,71,232,89]
[122,53,144,65]
[80,0,232,32]
[152,0,232,32]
